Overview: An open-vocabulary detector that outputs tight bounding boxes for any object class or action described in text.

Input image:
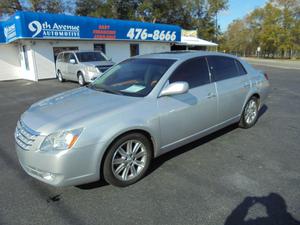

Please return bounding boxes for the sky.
[218,0,268,31]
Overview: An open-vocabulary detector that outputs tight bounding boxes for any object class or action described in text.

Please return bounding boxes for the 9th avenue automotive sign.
[0,11,181,44]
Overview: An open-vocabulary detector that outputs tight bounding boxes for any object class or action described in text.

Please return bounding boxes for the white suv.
[56,51,115,85]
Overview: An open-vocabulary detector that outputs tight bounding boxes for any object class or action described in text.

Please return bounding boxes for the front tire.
[78,72,85,86]
[239,96,259,129]
[103,133,152,187]
[57,71,64,82]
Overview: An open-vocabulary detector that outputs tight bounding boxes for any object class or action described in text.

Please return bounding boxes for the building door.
[20,45,36,81]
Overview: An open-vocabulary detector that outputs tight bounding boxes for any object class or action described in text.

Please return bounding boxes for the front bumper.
[16,143,101,187]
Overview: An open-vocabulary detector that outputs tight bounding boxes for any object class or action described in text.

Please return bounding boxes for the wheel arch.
[99,127,156,179]
[98,128,157,180]
[77,70,84,77]
[241,92,261,115]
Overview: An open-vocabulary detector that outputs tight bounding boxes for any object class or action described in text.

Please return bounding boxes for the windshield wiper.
[88,84,123,95]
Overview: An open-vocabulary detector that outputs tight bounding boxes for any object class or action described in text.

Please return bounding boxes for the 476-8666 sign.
[126,28,177,42]
[0,11,181,44]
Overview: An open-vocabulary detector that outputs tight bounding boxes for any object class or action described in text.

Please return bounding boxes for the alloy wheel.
[111,140,147,181]
[58,72,63,82]
[78,75,84,86]
[244,99,258,124]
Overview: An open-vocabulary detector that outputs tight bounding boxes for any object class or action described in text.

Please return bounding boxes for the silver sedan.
[15,51,270,187]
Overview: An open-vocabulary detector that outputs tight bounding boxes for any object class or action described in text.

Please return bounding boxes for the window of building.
[22,45,30,71]
[207,56,240,82]
[169,57,210,89]
[94,43,106,54]
[130,44,139,57]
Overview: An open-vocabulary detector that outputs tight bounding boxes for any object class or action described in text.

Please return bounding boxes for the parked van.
[56,51,115,85]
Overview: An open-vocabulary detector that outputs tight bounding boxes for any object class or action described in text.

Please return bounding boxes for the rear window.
[235,60,247,75]
[207,56,240,81]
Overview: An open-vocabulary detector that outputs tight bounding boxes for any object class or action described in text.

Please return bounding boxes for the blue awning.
[0,11,181,44]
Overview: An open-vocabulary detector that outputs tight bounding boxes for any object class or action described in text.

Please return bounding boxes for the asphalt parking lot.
[0,65,299,225]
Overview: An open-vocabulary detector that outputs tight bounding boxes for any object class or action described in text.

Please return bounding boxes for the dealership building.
[0,11,217,82]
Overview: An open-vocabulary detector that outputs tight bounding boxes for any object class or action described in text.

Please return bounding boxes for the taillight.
[264,73,269,80]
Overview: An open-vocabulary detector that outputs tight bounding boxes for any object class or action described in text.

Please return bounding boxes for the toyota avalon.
[15,51,270,187]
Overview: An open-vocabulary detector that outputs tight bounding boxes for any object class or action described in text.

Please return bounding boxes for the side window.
[63,53,70,63]
[69,53,77,63]
[56,54,61,62]
[169,57,210,89]
[235,60,247,75]
[207,56,240,81]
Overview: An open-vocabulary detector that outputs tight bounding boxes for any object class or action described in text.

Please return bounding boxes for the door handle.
[206,92,216,99]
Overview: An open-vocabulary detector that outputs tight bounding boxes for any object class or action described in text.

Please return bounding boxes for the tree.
[89,0,227,41]
[222,0,300,58]
[137,0,193,28]
[75,0,101,16]
[221,19,252,55]
[189,0,228,41]
[27,0,71,14]
[272,0,300,57]
[0,0,22,16]
[0,0,72,16]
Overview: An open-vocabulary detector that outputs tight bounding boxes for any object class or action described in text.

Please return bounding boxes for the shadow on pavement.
[224,193,300,225]
[76,180,108,190]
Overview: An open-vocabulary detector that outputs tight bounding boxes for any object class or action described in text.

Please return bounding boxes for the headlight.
[86,66,98,73]
[40,128,83,152]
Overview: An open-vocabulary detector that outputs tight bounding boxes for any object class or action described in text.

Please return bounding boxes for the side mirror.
[70,59,76,64]
[159,82,189,97]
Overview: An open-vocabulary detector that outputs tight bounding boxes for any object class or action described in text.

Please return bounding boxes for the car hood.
[21,87,137,133]
[80,61,114,67]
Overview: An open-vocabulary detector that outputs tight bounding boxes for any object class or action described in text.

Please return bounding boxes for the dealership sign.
[0,11,181,44]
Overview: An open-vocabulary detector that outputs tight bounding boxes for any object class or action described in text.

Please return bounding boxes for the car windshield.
[88,58,176,97]
[76,52,107,62]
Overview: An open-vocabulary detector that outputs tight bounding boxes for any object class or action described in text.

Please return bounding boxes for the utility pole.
[215,12,218,42]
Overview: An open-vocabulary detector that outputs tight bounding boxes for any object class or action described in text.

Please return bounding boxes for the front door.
[157,57,218,150]
[66,53,78,81]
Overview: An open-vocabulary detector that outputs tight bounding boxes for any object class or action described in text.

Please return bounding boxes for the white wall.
[0,44,21,81]
[0,40,171,81]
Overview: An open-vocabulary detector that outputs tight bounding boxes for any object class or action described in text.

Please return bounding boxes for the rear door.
[207,56,250,123]
[157,57,218,149]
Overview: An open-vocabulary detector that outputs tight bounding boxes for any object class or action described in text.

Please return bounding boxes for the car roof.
[58,50,102,54]
[135,50,239,61]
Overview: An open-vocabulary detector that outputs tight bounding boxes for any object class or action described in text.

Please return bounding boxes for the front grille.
[96,65,112,73]
[15,120,40,150]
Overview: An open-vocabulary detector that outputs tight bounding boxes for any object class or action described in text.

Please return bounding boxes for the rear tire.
[57,71,64,82]
[239,96,259,129]
[103,133,152,187]
[78,72,85,86]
